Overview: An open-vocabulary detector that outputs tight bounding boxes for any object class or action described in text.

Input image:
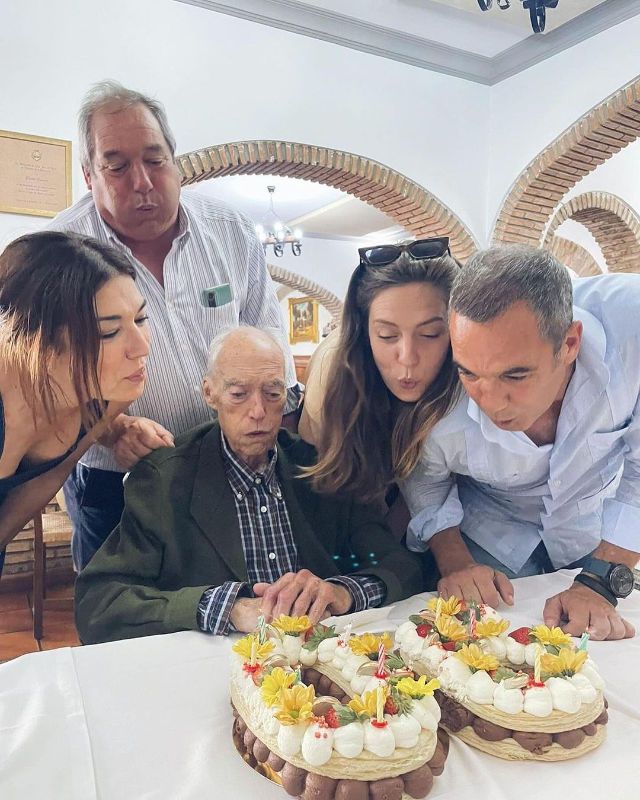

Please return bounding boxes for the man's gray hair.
[450,245,573,352]
[78,80,176,171]
[206,326,287,376]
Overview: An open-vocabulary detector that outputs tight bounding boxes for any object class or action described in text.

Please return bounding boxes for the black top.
[0,394,81,506]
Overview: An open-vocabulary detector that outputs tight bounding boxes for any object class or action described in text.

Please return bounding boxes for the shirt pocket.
[586,425,630,470]
[196,300,239,341]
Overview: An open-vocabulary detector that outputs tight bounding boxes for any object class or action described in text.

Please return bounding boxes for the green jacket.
[75,423,422,644]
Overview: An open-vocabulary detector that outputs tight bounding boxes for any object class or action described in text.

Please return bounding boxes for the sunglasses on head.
[358,237,451,267]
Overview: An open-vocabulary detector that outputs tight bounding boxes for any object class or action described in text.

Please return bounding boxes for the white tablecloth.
[1,571,640,799]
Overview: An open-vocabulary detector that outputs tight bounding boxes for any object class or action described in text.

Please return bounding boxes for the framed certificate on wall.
[0,129,72,217]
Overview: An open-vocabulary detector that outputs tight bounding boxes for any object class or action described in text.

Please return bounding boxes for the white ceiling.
[178,0,636,83]
[188,174,404,241]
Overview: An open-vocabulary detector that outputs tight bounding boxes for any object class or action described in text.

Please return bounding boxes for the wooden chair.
[32,508,73,640]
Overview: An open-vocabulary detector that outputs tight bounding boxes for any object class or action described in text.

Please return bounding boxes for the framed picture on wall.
[0,129,72,217]
[288,297,319,344]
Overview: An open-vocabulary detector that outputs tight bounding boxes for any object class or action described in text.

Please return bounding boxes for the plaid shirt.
[197,433,386,634]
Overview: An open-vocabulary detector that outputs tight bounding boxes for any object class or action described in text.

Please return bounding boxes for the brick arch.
[267,263,343,321]
[547,235,602,277]
[176,140,478,260]
[543,192,640,273]
[493,75,640,247]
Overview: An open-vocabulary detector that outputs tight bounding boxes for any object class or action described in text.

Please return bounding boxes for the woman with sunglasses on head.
[0,231,162,577]
[301,238,462,536]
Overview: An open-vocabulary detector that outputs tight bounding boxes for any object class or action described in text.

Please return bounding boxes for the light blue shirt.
[402,274,640,574]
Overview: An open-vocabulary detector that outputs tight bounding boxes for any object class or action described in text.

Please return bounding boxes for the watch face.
[610,565,634,598]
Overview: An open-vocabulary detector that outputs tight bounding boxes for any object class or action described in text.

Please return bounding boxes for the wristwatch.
[576,557,637,606]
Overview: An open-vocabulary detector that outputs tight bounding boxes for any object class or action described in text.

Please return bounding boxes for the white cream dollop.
[363,721,396,757]
[400,628,428,661]
[547,676,581,714]
[298,646,317,667]
[422,644,448,673]
[386,713,421,749]
[332,721,364,758]
[363,675,388,695]
[524,643,538,666]
[580,661,605,691]
[523,685,553,717]
[437,658,472,697]
[505,637,526,665]
[342,653,368,681]
[479,636,507,661]
[277,722,308,756]
[317,638,339,664]
[493,681,524,714]
[569,673,597,704]
[394,620,417,648]
[301,722,334,766]
[465,670,497,705]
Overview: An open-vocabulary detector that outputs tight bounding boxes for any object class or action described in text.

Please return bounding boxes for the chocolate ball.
[329,682,344,699]
[267,751,286,772]
[594,709,609,726]
[335,779,370,800]
[582,723,598,737]
[368,777,405,800]
[243,728,257,751]
[234,717,246,736]
[281,763,308,797]
[300,773,338,799]
[472,718,511,741]
[304,669,322,687]
[403,765,434,798]
[604,697,609,709]
[317,675,333,695]
[253,739,270,763]
[512,731,553,754]
[427,743,446,776]
[554,729,586,749]
[436,727,450,756]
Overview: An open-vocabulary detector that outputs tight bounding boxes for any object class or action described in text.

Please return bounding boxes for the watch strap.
[580,556,612,579]
[574,572,618,607]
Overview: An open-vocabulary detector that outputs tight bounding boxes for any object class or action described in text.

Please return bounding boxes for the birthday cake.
[394,597,608,761]
[230,616,448,799]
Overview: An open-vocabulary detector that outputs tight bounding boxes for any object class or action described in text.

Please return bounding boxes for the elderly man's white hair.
[206,326,287,376]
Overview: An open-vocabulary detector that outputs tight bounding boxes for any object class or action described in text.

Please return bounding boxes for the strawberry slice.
[384,697,398,716]
[508,627,530,645]
[416,623,432,638]
[442,641,458,651]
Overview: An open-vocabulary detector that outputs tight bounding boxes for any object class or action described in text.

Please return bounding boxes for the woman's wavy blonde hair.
[306,249,462,502]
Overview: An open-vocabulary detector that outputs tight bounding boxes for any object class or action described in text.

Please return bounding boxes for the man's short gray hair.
[206,326,287,376]
[78,80,176,171]
[449,245,573,352]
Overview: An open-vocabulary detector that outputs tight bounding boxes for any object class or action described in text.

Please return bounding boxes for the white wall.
[554,219,607,272]
[0,0,489,250]
[487,14,640,239]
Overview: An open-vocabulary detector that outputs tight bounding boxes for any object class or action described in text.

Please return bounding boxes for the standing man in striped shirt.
[49,81,299,570]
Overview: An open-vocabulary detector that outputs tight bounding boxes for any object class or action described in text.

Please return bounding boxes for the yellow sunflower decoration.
[454,643,500,672]
[530,625,572,648]
[426,596,462,616]
[348,632,393,657]
[270,615,312,635]
[475,618,509,638]
[260,667,297,707]
[435,615,468,642]
[274,684,316,725]
[396,675,441,699]
[232,634,274,663]
[540,648,588,678]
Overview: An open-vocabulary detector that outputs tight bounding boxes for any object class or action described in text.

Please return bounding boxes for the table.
[1,571,639,799]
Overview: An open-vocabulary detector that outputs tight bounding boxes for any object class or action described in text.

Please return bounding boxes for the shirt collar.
[220,431,280,499]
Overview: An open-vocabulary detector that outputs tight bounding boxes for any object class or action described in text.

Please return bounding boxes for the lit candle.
[376,686,384,723]
[257,615,267,644]
[250,638,257,667]
[377,641,386,677]
[469,607,477,638]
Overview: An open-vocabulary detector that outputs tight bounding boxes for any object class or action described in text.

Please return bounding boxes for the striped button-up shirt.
[197,433,386,635]
[48,189,298,473]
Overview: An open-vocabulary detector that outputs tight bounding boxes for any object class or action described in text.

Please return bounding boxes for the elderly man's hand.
[253,570,353,624]
[438,563,514,609]
[543,582,635,641]
[229,597,264,633]
[112,416,174,470]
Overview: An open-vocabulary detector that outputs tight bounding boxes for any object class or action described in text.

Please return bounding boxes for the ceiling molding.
[175,0,640,85]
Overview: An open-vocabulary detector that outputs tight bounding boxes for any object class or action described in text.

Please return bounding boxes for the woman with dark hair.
[301,238,462,509]
[0,230,154,575]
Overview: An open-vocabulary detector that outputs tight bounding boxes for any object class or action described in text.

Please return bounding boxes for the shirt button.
[260,506,267,513]
[552,479,562,487]
[255,478,262,485]
[268,552,276,560]
[236,492,243,500]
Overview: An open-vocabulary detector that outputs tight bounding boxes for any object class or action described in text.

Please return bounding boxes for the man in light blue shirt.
[403,245,639,641]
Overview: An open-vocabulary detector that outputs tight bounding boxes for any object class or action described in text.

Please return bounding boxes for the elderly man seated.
[75,327,422,643]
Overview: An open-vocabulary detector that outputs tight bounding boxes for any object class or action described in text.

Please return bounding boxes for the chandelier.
[255,185,303,257]
[477,0,559,34]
